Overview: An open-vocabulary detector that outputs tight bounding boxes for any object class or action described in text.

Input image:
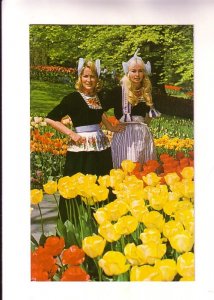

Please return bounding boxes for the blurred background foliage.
[30,25,193,91]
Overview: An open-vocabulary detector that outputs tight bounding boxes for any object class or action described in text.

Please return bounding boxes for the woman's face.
[81,67,98,95]
[128,60,144,87]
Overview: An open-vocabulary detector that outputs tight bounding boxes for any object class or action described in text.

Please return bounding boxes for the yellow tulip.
[123,175,144,189]
[114,215,138,235]
[174,208,194,229]
[177,252,194,278]
[142,211,165,232]
[31,189,43,205]
[180,167,194,180]
[164,172,181,186]
[168,191,181,202]
[58,186,78,199]
[140,228,162,245]
[81,196,95,206]
[163,200,179,216]
[98,251,130,276]
[143,185,155,200]
[70,172,85,184]
[163,220,184,239]
[115,185,145,204]
[181,179,194,199]
[137,242,166,265]
[128,187,145,200]
[184,220,194,235]
[179,276,194,281]
[129,199,149,222]
[143,172,161,186]
[155,259,177,281]
[104,200,128,222]
[124,243,146,266]
[43,181,57,194]
[176,199,193,211]
[58,176,78,199]
[170,181,184,198]
[121,160,136,173]
[58,176,72,189]
[93,207,109,225]
[112,189,133,205]
[76,174,98,198]
[110,169,125,177]
[169,230,194,253]
[147,185,169,211]
[130,265,162,281]
[84,174,97,184]
[98,221,121,242]
[91,185,109,202]
[82,235,106,258]
[98,175,110,187]
[109,169,125,188]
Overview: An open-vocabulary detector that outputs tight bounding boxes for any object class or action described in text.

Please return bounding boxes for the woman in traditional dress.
[45,58,123,221]
[103,49,160,169]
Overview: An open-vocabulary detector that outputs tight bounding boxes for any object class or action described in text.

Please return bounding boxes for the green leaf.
[115,241,122,252]
[39,233,47,246]
[31,241,37,251]
[64,220,81,247]
[56,219,67,237]
[52,273,61,281]
[31,234,39,247]
[116,272,129,281]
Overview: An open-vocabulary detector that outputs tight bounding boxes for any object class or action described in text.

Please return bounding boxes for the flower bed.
[30,65,76,84]
[30,118,194,189]
[31,158,194,281]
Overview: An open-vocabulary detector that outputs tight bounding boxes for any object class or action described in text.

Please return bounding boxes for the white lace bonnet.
[77,58,101,77]
[122,48,151,75]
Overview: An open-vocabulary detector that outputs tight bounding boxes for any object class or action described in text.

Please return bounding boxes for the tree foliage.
[30,25,193,89]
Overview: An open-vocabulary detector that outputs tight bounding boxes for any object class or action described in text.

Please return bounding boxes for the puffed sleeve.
[46,94,72,121]
[148,107,161,118]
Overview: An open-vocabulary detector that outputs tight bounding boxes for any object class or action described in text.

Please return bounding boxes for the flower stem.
[121,235,125,251]
[75,199,83,240]
[94,258,102,281]
[65,201,71,222]
[57,255,63,267]
[53,194,62,222]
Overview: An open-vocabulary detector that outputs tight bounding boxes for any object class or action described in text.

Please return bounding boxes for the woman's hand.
[68,131,86,144]
[111,123,126,133]
[45,118,86,144]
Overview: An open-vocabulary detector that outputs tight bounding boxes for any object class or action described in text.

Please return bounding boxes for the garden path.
[31,194,59,242]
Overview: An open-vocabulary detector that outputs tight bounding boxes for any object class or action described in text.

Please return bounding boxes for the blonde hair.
[121,59,153,107]
[75,60,103,93]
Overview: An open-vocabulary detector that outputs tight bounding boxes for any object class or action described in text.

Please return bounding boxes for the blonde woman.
[103,50,160,169]
[45,58,122,220]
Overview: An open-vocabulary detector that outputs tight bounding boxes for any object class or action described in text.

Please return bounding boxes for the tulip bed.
[31,113,194,281]
[30,115,194,189]
[31,155,194,282]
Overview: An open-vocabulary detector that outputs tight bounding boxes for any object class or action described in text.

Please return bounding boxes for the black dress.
[46,91,113,176]
[46,91,113,221]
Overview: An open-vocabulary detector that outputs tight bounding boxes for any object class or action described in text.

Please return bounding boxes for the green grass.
[150,115,194,139]
[30,80,73,115]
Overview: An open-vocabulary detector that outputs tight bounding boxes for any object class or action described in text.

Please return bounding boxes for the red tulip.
[61,266,90,281]
[44,236,65,257]
[62,245,85,265]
